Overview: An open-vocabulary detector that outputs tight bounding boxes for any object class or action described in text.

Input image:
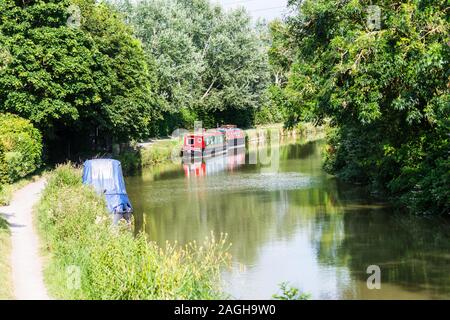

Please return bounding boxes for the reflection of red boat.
[182,125,245,159]
[183,161,206,177]
[183,148,246,178]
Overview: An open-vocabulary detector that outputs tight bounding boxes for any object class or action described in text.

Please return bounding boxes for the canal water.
[126,136,450,300]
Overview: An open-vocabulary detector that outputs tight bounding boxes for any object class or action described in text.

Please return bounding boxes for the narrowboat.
[217,125,245,149]
[183,130,227,159]
[182,125,246,159]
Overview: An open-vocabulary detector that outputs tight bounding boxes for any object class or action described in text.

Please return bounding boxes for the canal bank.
[36,165,230,299]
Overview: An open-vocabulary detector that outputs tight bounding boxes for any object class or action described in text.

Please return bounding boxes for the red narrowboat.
[182,125,246,159]
[218,125,245,149]
[183,130,226,159]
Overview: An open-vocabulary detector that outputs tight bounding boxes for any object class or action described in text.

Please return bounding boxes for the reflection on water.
[126,138,450,300]
[183,147,246,178]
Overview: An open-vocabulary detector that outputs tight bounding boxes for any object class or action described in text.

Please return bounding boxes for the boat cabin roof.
[187,131,223,137]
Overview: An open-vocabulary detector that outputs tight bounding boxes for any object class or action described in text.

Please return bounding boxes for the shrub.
[255,86,288,125]
[0,215,12,299]
[0,142,6,190]
[140,140,182,167]
[272,282,311,300]
[37,165,231,299]
[0,113,42,183]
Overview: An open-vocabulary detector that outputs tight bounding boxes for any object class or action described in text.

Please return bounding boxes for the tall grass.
[37,165,231,300]
[140,140,182,168]
[0,216,12,299]
[118,139,182,174]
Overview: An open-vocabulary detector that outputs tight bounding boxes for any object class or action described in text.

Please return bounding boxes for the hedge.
[0,113,42,183]
[0,142,6,191]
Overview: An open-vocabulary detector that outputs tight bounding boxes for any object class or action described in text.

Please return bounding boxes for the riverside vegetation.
[271,0,449,215]
[0,216,12,299]
[37,165,231,299]
[0,113,43,205]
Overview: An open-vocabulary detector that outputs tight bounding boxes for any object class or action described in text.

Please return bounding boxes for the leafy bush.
[140,140,182,167]
[272,282,311,300]
[0,113,42,183]
[37,165,231,299]
[255,86,289,126]
[0,215,12,299]
[0,142,6,189]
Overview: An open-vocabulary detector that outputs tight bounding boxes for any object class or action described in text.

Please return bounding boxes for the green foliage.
[115,0,270,130]
[0,113,42,183]
[117,139,182,174]
[37,165,231,299]
[0,0,160,151]
[0,142,6,188]
[272,282,311,300]
[139,140,182,167]
[255,19,297,126]
[116,149,141,175]
[255,85,289,125]
[0,215,12,300]
[283,0,449,214]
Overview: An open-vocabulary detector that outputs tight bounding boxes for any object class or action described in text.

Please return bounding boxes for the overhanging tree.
[0,0,160,158]
[283,0,449,214]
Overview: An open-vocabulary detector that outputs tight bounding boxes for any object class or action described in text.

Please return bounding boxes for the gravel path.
[0,178,50,300]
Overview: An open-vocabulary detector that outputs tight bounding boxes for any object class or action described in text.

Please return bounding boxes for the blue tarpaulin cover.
[82,159,133,214]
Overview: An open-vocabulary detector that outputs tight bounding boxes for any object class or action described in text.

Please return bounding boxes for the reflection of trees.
[128,136,450,297]
[309,180,450,297]
[338,210,450,296]
[279,140,316,160]
[137,182,347,265]
[129,138,348,264]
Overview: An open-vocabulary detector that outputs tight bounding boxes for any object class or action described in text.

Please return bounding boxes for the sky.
[214,0,290,21]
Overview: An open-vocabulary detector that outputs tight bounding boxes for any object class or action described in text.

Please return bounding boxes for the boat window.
[188,138,194,145]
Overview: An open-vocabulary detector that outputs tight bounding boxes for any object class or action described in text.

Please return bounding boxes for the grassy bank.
[117,139,183,174]
[37,165,230,300]
[0,216,12,299]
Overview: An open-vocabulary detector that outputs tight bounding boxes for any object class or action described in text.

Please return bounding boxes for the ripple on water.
[143,172,317,204]
[187,172,316,192]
